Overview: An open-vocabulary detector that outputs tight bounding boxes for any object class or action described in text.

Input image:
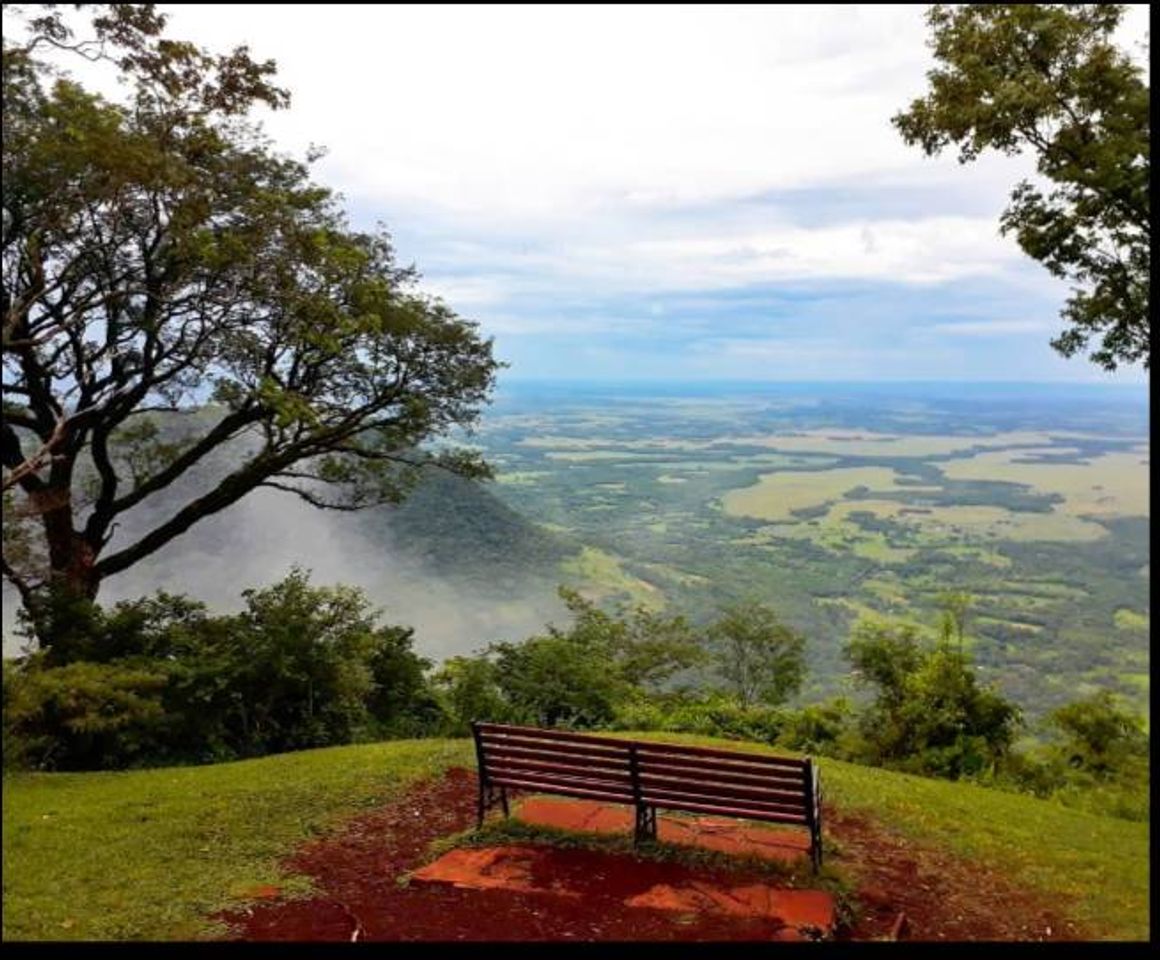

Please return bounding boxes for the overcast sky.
[25,4,1155,382]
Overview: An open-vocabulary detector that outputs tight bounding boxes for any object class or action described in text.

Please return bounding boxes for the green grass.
[2,739,472,941]
[3,733,1148,941]
[615,732,1148,941]
[560,546,665,610]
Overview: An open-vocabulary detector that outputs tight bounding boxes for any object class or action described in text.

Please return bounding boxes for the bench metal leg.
[477,783,509,828]
[634,805,657,845]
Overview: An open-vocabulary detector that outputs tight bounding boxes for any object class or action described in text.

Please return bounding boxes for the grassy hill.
[2,735,1148,941]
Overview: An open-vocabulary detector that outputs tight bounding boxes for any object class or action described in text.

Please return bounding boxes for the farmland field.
[472,381,1150,718]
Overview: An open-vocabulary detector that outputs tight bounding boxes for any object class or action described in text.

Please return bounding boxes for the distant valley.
[3,381,1149,720]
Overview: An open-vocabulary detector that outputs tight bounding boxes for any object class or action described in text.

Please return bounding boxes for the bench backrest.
[473,722,637,806]
[473,722,814,829]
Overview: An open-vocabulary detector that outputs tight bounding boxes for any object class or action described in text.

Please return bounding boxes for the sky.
[19,4,1153,383]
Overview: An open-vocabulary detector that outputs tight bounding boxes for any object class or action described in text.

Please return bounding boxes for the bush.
[610,692,787,744]
[3,569,448,770]
[431,656,514,735]
[490,634,623,729]
[844,616,1022,779]
[776,698,855,755]
[3,655,170,770]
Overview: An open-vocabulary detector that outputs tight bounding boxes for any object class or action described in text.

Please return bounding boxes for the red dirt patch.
[215,768,818,941]
[411,844,833,937]
[828,808,1088,941]
[213,767,1090,941]
[515,796,810,864]
[410,846,581,899]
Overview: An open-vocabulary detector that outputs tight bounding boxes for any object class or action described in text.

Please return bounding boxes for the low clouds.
[2,487,569,662]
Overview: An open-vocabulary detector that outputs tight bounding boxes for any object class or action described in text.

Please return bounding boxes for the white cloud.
[7,3,1148,379]
[932,318,1059,337]
[625,216,1022,286]
[151,4,1019,223]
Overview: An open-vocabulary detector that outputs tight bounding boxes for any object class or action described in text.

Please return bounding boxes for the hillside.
[2,735,1147,941]
[3,408,588,660]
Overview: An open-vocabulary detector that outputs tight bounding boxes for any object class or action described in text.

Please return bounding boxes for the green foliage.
[611,691,788,745]
[1047,688,1148,778]
[2,4,499,632]
[551,586,707,690]
[1006,690,1151,820]
[430,656,513,734]
[776,697,856,755]
[489,632,623,728]
[935,590,973,652]
[844,614,1022,779]
[3,569,443,769]
[894,4,1150,370]
[2,655,169,770]
[434,587,709,732]
[707,600,807,707]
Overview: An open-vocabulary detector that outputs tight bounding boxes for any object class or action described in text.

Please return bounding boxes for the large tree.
[893,4,1149,371]
[1,5,500,640]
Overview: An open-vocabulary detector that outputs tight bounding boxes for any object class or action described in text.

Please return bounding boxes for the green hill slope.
[1,735,1147,941]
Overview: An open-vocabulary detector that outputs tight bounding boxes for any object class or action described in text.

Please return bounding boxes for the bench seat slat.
[641,784,807,817]
[479,733,630,761]
[636,755,806,789]
[643,794,808,825]
[490,769,633,797]
[637,762,804,793]
[477,723,634,750]
[481,741,632,769]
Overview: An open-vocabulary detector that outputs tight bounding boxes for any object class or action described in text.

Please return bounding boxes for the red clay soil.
[213,767,1087,942]
[828,807,1088,941]
[409,844,834,936]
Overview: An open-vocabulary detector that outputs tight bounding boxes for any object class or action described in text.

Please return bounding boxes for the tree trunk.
[22,482,103,654]
[35,487,100,600]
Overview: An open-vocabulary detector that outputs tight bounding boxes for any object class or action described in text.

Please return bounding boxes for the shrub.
[844,615,1022,779]
[2,569,446,769]
[3,655,170,770]
[776,698,854,755]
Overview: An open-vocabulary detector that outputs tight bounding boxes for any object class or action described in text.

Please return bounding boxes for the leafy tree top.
[893,4,1149,371]
[2,4,500,633]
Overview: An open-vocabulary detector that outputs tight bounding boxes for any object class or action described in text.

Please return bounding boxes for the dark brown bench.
[471,721,823,872]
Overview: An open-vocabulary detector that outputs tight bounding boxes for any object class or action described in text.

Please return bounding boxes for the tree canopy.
[845,614,1022,778]
[893,4,1150,371]
[707,601,806,708]
[1,4,500,638]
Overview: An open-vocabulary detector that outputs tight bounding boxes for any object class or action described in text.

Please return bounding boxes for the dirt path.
[827,807,1087,941]
[214,767,1087,941]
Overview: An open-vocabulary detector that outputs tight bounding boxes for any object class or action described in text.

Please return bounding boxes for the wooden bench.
[471,721,824,872]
